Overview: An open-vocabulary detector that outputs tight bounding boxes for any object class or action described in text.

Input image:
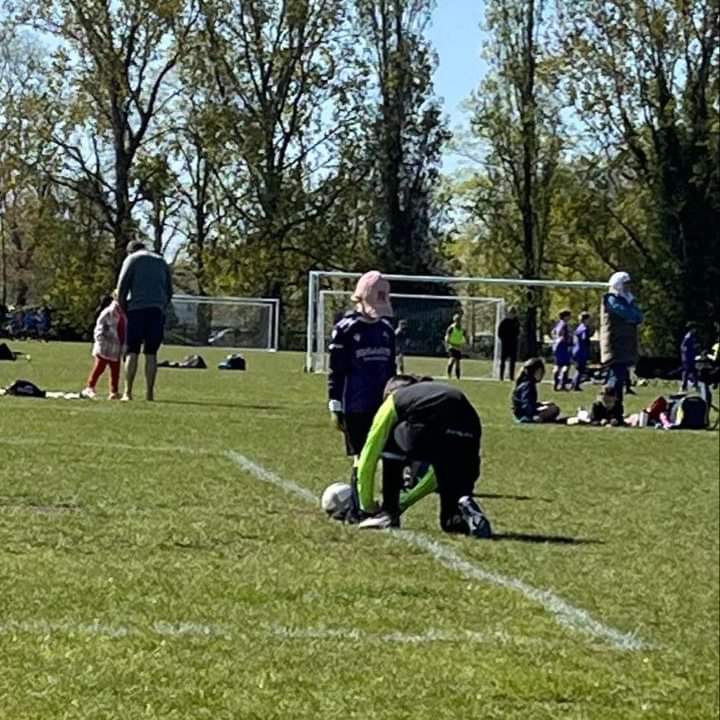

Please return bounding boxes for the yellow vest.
[448,325,465,348]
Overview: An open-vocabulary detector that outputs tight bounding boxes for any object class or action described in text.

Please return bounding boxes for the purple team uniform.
[328,312,396,455]
[552,320,572,366]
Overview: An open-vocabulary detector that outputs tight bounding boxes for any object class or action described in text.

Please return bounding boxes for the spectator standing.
[680,322,699,391]
[116,240,173,401]
[600,271,644,423]
[395,319,409,373]
[497,306,520,381]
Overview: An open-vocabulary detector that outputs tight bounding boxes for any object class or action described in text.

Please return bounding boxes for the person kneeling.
[512,358,560,423]
[351,375,492,538]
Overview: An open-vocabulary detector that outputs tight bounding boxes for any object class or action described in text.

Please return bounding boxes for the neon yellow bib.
[448,326,465,347]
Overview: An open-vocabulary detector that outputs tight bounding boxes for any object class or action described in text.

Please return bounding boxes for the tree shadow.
[476,493,554,503]
[490,531,604,546]
[157,399,285,411]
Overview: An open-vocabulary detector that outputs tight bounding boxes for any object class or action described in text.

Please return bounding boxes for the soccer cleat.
[80,387,97,399]
[108,393,120,400]
[458,496,492,539]
[358,512,400,530]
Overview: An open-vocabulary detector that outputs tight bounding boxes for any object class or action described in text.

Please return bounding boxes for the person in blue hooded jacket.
[600,272,644,423]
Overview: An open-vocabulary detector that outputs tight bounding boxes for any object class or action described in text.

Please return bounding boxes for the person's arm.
[356,395,399,513]
[399,465,437,513]
[444,325,452,347]
[116,257,133,312]
[606,295,643,324]
[327,323,349,419]
[93,313,107,343]
[164,262,173,309]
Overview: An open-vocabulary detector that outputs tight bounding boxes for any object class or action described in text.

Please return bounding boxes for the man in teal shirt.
[116,241,173,401]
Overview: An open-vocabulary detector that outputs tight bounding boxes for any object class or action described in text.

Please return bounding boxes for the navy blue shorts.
[343,412,376,456]
[126,307,165,355]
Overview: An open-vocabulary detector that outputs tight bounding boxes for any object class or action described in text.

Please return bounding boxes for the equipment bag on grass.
[4,379,46,398]
[0,342,16,361]
[669,395,708,429]
[218,354,246,371]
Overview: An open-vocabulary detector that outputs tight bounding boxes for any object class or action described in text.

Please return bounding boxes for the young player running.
[352,375,492,538]
[328,271,396,505]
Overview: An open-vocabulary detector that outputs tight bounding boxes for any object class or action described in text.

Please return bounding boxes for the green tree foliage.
[463,0,562,354]
[355,0,450,275]
[6,0,200,270]
[557,0,720,350]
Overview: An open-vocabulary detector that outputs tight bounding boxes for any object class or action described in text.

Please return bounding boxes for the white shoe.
[120,393,132,402]
[81,387,97,399]
[358,512,400,530]
[458,496,492,538]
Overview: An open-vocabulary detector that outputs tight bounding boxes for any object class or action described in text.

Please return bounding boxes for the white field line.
[225,450,652,652]
[270,625,533,647]
[0,436,214,456]
[0,620,232,639]
[0,619,541,647]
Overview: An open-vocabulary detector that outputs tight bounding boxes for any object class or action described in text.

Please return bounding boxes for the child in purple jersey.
[552,310,573,391]
[327,272,396,515]
[572,311,594,391]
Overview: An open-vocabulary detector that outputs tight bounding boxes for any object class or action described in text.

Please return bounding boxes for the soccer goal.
[316,289,505,378]
[305,271,607,379]
[166,294,280,351]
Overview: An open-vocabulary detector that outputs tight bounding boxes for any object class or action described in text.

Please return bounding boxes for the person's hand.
[331,411,345,432]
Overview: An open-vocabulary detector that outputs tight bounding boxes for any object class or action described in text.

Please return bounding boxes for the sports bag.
[670,395,708,430]
[5,379,46,398]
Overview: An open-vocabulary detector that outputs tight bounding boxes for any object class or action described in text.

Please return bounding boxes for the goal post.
[306,270,607,378]
[167,294,280,351]
[317,290,506,379]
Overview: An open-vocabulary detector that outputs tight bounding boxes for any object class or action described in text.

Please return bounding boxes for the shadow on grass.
[157,399,285,411]
[491,531,604,545]
[477,493,554,503]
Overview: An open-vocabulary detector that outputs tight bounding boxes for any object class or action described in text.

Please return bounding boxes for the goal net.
[316,290,505,379]
[165,294,280,351]
[306,271,607,379]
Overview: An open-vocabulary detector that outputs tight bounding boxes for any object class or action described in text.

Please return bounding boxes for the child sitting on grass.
[82,291,126,400]
[512,358,561,423]
[588,385,622,426]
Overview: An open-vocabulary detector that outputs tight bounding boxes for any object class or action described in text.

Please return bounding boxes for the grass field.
[0,342,718,719]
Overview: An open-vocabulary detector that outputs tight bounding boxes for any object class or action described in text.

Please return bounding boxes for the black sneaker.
[458,496,492,539]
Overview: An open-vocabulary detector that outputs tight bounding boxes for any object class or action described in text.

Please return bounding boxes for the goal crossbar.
[306,270,607,373]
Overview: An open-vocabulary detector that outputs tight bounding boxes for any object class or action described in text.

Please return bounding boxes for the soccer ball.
[320,482,353,519]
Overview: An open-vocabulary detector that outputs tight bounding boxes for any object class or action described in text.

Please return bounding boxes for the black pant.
[383,421,481,528]
[343,412,376,456]
[500,345,518,381]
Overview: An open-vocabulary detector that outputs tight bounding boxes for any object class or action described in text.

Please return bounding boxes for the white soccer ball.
[321,482,353,519]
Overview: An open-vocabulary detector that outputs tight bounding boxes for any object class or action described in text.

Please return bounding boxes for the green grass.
[0,341,718,719]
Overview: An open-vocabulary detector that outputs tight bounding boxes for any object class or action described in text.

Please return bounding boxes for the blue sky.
[428,0,488,145]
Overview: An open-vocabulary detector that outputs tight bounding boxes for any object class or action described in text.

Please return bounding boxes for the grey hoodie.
[117,250,173,313]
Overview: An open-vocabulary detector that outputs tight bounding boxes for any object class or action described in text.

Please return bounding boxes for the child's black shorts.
[343,412,376,456]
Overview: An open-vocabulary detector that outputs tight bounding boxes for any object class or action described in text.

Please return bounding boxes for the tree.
[191,0,368,311]
[466,0,562,355]
[355,0,450,274]
[0,33,61,306]
[558,0,720,349]
[7,0,200,270]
